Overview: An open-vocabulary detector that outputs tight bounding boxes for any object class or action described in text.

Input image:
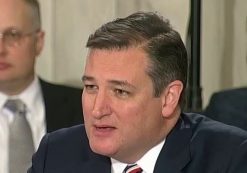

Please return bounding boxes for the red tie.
[123,164,143,173]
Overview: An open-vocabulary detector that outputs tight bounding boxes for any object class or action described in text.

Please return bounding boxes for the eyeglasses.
[0,28,39,47]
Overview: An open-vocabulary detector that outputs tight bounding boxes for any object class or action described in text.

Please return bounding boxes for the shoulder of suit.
[47,124,88,145]
[183,113,247,139]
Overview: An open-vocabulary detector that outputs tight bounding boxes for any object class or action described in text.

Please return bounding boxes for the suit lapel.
[154,114,192,173]
[83,151,111,173]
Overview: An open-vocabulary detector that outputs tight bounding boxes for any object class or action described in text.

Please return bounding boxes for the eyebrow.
[82,75,136,89]
[108,80,137,90]
[81,75,94,82]
[1,26,21,32]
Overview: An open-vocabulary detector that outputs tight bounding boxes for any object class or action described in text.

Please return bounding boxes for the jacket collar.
[83,150,111,173]
[154,114,192,173]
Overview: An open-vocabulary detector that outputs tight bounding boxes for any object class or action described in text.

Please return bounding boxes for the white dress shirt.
[111,139,165,173]
[0,76,46,173]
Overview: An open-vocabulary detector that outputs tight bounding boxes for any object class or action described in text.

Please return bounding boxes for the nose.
[92,90,112,119]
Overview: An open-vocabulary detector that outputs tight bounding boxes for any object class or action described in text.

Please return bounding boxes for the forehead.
[84,48,150,83]
[0,0,32,30]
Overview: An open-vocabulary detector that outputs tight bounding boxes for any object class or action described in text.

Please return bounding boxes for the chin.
[89,140,117,156]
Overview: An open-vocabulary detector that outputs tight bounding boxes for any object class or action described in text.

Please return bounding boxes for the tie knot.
[4,99,26,114]
[123,164,143,173]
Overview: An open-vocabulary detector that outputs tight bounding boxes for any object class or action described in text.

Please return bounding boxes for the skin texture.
[0,0,44,95]
[82,47,183,163]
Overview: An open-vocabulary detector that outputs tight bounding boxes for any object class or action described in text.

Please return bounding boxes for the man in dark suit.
[40,79,82,132]
[0,0,82,172]
[204,87,247,131]
[28,12,247,173]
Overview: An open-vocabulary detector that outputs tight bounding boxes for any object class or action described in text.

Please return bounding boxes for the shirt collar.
[111,139,165,173]
[0,76,42,114]
[137,139,165,173]
[0,93,8,111]
[17,76,43,114]
[111,159,127,173]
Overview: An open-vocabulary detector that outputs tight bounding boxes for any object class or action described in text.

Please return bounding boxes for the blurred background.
[37,0,247,109]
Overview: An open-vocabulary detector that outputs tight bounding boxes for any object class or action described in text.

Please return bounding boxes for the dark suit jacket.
[28,113,247,173]
[39,79,83,132]
[204,87,247,131]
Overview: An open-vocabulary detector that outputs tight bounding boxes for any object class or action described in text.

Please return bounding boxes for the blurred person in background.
[0,0,83,173]
[204,87,247,131]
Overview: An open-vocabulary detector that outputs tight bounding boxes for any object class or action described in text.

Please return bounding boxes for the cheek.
[12,48,36,67]
[118,102,146,125]
[82,94,90,117]
[82,93,96,121]
[117,103,154,144]
[125,99,162,126]
[82,96,92,135]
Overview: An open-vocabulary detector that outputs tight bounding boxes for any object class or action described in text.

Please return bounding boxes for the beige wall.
[201,0,247,106]
[37,0,247,108]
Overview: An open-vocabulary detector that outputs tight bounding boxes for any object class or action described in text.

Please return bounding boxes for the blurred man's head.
[0,0,44,95]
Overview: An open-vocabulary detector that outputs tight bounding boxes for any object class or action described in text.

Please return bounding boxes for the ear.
[35,30,45,56]
[161,80,183,118]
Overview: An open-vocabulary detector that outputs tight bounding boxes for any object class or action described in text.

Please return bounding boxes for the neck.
[0,76,35,96]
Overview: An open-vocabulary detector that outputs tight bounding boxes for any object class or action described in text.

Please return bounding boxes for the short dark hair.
[86,12,188,106]
[24,0,41,29]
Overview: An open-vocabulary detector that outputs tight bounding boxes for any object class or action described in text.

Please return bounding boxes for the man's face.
[0,0,44,94]
[82,47,167,162]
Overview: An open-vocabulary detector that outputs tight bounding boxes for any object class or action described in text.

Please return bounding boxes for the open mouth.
[93,125,116,135]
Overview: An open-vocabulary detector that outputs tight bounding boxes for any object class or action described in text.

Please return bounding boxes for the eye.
[84,84,98,93]
[114,88,130,98]
[4,29,21,41]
